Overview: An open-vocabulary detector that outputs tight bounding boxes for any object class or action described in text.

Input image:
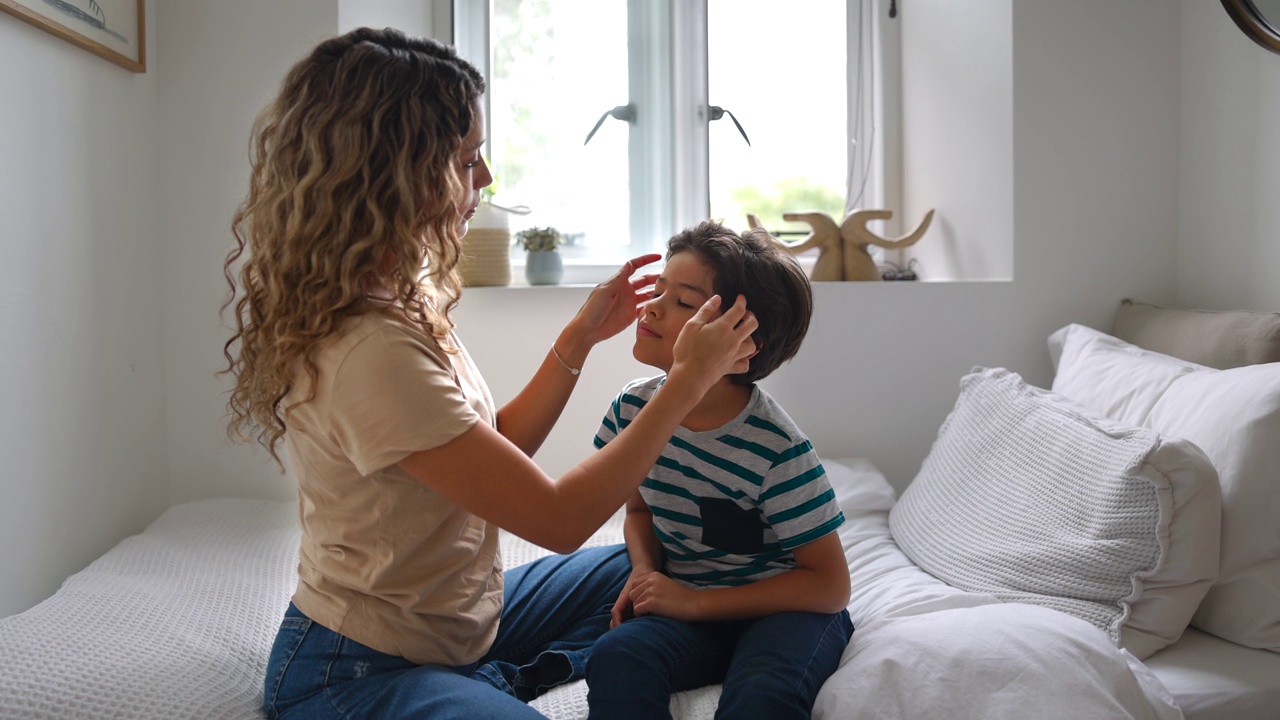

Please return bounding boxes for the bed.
[2,299,1278,719]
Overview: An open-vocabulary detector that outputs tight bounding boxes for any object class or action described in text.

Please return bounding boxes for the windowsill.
[505,259,626,288]
[500,253,823,287]
[479,253,1011,288]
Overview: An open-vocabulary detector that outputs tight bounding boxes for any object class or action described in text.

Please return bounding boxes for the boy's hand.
[609,574,642,628]
[624,571,700,623]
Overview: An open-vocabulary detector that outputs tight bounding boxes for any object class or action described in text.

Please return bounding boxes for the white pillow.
[1050,323,1280,653]
[825,456,898,518]
[813,603,1183,720]
[1048,323,1202,426]
[889,367,1221,659]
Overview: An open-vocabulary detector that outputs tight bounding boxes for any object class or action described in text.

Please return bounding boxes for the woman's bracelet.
[551,345,581,376]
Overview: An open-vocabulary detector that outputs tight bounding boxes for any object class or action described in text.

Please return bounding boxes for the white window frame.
[445,0,898,282]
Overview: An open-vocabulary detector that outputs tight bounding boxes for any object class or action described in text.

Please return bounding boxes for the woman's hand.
[568,254,662,348]
[668,294,759,395]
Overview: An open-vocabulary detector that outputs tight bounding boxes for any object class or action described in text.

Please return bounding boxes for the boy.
[587,220,853,720]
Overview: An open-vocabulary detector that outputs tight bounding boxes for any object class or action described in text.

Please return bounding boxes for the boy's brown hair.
[667,220,813,385]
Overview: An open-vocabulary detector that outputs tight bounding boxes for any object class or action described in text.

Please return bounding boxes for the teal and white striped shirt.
[595,376,844,589]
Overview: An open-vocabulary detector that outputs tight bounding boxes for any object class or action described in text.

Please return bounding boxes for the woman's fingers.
[731,336,758,374]
[609,254,661,286]
[627,253,663,269]
[671,294,758,386]
[628,273,659,292]
[687,294,725,326]
[703,295,758,349]
[574,257,661,342]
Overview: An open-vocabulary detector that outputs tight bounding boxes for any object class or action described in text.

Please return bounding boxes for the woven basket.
[458,228,512,286]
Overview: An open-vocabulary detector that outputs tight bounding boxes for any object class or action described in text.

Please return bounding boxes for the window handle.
[708,106,751,146]
[583,104,636,145]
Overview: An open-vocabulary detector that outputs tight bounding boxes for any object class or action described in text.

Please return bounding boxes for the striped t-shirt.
[594,376,844,589]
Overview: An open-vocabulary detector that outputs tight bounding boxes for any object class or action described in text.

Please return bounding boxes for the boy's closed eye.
[652,291,695,309]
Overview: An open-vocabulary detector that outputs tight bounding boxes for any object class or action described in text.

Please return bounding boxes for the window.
[452,0,891,279]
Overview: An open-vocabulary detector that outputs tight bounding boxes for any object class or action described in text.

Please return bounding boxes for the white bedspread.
[0,498,298,720]
[0,459,1189,720]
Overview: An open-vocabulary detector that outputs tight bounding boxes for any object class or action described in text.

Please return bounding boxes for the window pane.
[707,0,847,238]
[490,0,630,261]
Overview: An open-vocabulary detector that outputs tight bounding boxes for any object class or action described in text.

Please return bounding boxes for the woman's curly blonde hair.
[221,27,485,466]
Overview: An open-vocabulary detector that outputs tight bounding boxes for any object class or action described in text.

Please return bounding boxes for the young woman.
[222,27,757,719]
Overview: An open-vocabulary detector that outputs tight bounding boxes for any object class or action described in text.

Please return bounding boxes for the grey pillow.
[1112,299,1280,370]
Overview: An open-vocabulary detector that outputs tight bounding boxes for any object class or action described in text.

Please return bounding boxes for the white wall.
[1007,0,1182,322]
[338,0,440,38]
[0,3,166,617]
[1178,0,1280,312]
[156,0,339,507]
[899,0,1014,281]
[156,0,448,509]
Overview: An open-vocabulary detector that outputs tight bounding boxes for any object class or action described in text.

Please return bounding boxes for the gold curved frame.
[1222,0,1280,54]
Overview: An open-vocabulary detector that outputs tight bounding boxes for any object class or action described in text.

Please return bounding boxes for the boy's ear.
[748,338,762,360]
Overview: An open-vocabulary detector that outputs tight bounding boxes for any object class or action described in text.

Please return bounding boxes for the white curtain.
[846,0,890,219]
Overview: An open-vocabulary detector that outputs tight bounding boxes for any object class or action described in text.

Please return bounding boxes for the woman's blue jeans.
[262,544,629,719]
[586,609,854,720]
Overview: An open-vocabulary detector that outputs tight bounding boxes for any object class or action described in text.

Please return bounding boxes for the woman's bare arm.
[495,255,659,456]
[399,294,758,553]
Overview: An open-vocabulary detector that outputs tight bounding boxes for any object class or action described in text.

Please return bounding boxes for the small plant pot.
[525,250,564,285]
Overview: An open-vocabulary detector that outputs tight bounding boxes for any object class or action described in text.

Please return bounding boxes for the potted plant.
[515,226,565,285]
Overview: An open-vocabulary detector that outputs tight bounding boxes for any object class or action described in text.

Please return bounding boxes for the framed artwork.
[0,0,145,72]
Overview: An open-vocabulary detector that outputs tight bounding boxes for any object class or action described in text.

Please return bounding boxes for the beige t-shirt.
[283,310,502,666]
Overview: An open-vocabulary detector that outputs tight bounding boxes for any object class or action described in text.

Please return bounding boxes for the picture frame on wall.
[0,0,145,72]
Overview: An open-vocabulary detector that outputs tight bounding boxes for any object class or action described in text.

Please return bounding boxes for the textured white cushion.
[889,367,1221,659]
[1050,323,1280,653]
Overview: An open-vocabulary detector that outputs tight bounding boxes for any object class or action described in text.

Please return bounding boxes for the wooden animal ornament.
[748,211,843,281]
[748,208,935,281]
[840,208,934,281]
